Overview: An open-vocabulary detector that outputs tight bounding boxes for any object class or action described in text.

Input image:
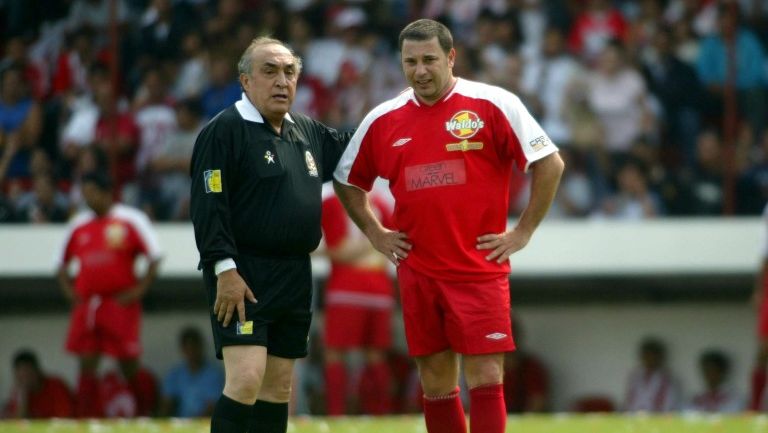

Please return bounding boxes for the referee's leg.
[249,355,296,433]
[211,345,267,433]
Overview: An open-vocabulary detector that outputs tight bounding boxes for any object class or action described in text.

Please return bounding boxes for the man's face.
[82,183,110,215]
[14,363,39,390]
[240,44,298,124]
[401,37,455,105]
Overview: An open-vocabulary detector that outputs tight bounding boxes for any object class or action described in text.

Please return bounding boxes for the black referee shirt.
[190,95,351,268]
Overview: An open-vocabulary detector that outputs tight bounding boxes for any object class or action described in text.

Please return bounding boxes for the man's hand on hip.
[215,269,258,327]
[477,228,532,264]
[368,227,412,266]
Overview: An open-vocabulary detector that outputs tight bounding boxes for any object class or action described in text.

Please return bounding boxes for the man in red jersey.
[3,350,74,418]
[321,186,395,415]
[56,171,162,417]
[333,19,564,433]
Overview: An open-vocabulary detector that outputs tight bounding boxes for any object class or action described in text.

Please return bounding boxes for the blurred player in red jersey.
[321,186,395,415]
[751,202,768,410]
[55,171,162,417]
[333,19,563,433]
[2,350,74,418]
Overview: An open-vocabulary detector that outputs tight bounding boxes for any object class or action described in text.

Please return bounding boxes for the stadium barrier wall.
[0,218,761,277]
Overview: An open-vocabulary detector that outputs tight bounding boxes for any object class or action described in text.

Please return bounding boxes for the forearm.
[516,152,564,236]
[56,266,74,297]
[137,261,160,294]
[332,181,384,239]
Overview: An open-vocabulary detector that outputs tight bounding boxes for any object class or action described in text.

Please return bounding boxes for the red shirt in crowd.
[3,376,74,418]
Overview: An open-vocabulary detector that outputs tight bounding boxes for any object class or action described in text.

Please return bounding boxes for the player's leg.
[359,348,392,414]
[117,357,157,416]
[212,345,268,433]
[249,355,296,432]
[415,350,466,433]
[397,261,466,432]
[249,256,313,433]
[324,303,362,415]
[463,353,506,433]
[105,299,154,415]
[358,307,394,415]
[66,299,104,418]
[203,263,270,433]
[324,347,348,415]
[76,353,103,417]
[439,275,513,433]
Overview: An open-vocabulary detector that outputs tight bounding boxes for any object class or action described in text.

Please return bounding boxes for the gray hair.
[237,36,303,76]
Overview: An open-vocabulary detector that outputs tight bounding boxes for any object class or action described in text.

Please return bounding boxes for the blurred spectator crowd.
[2,326,752,418]
[1,0,768,222]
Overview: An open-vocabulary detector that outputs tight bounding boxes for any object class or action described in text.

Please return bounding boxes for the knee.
[225,365,264,401]
[259,372,293,403]
[418,361,458,396]
[464,358,504,389]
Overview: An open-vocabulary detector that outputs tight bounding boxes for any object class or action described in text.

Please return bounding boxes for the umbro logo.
[485,332,508,340]
[392,137,412,147]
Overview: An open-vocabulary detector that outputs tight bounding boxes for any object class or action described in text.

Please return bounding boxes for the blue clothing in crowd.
[697,29,767,89]
[162,361,224,417]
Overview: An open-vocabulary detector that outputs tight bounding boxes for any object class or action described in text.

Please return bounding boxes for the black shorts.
[203,255,313,360]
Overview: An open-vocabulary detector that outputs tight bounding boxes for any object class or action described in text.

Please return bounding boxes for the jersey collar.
[409,77,460,107]
[235,93,295,124]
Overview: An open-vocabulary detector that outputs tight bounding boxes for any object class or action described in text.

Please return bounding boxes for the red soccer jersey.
[57,204,162,297]
[322,191,394,301]
[334,78,557,281]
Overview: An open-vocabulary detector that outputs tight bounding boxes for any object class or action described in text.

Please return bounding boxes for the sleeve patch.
[204,169,223,193]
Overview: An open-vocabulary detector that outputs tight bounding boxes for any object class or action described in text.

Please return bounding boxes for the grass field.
[3,414,768,433]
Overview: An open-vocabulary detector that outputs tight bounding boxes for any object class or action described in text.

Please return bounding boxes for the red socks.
[469,384,506,433]
[325,362,347,415]
[752,368,767,410]
[423,387,467,433]
[359,361,392,415]
[76,372,103,418]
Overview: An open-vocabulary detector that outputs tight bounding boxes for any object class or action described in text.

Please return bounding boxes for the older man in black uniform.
[190,37,351,433]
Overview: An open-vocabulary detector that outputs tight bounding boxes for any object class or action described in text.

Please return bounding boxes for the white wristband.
[214,258,237,275]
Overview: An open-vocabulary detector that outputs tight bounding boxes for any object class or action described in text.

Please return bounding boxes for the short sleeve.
[334,114,381,191]
[494,91,558,172]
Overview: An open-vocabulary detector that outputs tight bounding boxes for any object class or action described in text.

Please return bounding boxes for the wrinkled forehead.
[401,37,445,59]
[252,44,297,68]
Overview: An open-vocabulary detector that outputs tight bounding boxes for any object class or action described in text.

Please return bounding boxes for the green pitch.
[2,414,768,433]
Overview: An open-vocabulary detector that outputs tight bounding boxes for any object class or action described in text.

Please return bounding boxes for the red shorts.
[324,303,392,350]
[65,295,142,359]
[397,261,515,356]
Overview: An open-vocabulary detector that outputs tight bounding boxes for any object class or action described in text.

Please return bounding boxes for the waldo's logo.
[445,110,485,139]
